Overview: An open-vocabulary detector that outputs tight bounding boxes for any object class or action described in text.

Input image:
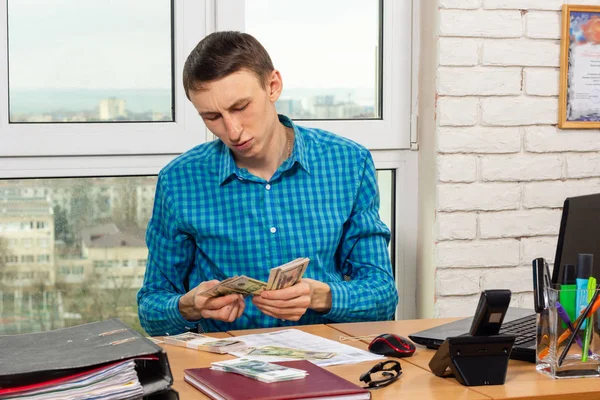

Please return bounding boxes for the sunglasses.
[359,360,402,389]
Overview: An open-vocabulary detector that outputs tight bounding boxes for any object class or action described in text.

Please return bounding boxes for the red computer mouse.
[368,333,416,358]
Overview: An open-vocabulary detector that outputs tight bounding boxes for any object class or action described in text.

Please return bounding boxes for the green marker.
[582,276,596,362]
[559,264,577,329]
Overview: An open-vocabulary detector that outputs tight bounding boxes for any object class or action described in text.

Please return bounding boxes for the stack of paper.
[210,359,307,383]
[164,332,247,354]
[0,319,176,399]
[0,360,143,400]
[227,329,384,367]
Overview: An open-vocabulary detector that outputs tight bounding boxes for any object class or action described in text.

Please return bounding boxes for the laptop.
[409,192,600,363]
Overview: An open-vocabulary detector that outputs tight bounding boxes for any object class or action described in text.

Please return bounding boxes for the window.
[217,0,413,149]
[247,1,381,120]
[0,2,416,331]
[0,0,207,159]
[0,172,397,333]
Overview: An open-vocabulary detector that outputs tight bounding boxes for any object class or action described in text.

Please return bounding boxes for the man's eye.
[234,104,248,111]
[205,115,220,121]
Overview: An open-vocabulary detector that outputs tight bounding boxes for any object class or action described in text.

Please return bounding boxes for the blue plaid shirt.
[137,115,398,335]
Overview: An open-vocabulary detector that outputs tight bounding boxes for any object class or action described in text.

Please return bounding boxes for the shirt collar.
[278,114,310,174]
[218,114,310,185]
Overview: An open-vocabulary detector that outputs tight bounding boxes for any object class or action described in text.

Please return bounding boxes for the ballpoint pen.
[555,301,590,356]
[539,293,600,359]
[582,277,596,362]
[558,283,600,366]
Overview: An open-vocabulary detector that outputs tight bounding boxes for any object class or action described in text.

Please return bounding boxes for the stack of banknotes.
[164,332,247,354]
[198,257,310,298]
[241,346,336,359]
[210,359,307,383]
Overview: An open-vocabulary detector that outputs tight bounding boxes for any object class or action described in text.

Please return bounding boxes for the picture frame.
[558,5,600,129]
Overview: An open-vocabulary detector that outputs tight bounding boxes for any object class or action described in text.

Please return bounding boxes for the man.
[137,31,398,335]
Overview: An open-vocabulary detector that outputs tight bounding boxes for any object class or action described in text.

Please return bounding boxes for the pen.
[539,294,600,359]
[576,254,593,330]
[559,283,600,366]
[556,301,590,355]
[582,277,596,362]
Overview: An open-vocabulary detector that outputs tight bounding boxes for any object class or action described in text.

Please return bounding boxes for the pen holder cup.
[536,287,600,379]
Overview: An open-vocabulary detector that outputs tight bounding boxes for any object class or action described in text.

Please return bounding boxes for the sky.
[8,0,379,91]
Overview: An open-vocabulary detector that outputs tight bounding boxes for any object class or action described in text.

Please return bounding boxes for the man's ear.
[267,70,283,103]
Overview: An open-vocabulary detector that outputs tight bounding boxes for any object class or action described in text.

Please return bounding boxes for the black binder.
[0,318,177,399]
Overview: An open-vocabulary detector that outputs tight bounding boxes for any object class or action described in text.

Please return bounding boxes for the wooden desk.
[160,325,486,399]
[227,325,486,399]
[329,319,600,400]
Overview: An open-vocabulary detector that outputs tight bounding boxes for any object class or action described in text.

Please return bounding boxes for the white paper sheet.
[228,329,384,367]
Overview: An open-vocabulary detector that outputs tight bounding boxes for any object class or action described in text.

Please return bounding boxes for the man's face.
[188,69,282,161]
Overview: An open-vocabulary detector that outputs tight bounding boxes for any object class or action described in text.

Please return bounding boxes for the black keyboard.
[499,314,536,345]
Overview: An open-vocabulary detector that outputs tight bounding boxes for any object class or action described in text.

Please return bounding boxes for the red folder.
[184,360,371,400]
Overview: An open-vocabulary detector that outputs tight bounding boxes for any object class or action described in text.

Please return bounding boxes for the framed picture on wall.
[559,4,600,129]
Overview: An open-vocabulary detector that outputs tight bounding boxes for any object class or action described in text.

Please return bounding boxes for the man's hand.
[179,280,245,322]
[252,278,332,321]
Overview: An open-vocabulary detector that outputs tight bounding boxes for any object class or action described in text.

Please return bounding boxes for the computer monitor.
[552,193,600,287]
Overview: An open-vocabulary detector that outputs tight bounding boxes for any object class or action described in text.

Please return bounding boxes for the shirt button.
[270,227,277,234]
[237,176,243,181]
[265,184,271,190]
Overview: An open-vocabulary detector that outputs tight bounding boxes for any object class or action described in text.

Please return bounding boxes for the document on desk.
[228,329,383,367]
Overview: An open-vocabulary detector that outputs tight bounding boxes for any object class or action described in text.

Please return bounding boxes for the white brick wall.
[525,11,561,39]
[437,212,478,239]
[480,154,562,181]
[482,39,560,66]
[483,0,562,10]
[438,127,521,153]
[440,10,522,37]
[432,1,600,317]
[439,38,479,66]
[438,155,478,183]
[524,68,559,96]
[438,97,479,126]
[438,67,521,96]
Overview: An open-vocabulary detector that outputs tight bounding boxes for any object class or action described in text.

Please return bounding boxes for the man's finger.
[200,293,241,311]
[227,302,240,321]
[261,283,309,300]
[253,296,310,309]
[254,303,307,319]
[201,305,229,321]
[236,296,246,318]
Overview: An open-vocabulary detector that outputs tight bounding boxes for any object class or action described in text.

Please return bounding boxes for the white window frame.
[0,0,210,158]
[0,0,419,319]
[372,151,418,320]
[216,0,413,151]
[0,0,414,178]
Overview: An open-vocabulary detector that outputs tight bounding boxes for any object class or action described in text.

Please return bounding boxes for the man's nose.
[223,115,242,140]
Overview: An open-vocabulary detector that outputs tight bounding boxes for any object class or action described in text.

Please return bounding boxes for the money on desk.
[198,257,310,298]
[243,345,337,360]
[164,332,247,354]
[211,358,307,383]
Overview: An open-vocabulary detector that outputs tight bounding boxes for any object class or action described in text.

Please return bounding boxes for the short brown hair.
[182,31,275,99]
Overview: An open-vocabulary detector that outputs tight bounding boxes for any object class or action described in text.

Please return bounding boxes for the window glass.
[7,0,174,123]
[0,171,394,334]
[245,0,381,120]
[0,177,156,334]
